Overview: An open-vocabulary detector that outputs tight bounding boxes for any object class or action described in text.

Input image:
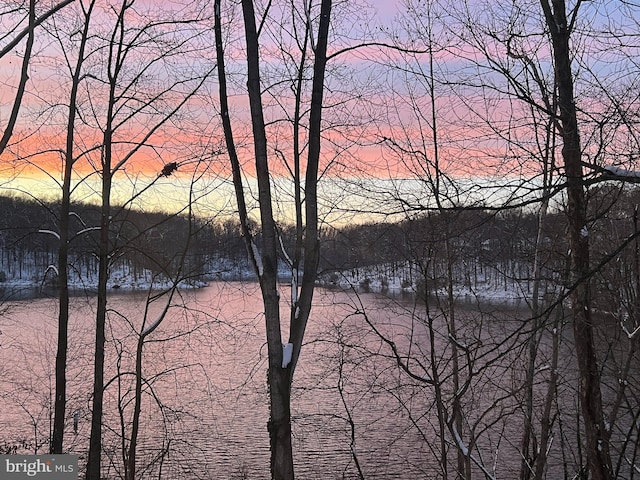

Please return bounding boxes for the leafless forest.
[1,0,640,479]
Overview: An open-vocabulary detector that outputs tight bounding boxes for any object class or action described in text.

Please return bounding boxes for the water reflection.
[0,282,630,479]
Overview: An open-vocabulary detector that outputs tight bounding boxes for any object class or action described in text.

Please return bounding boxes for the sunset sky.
[0,0,638,223]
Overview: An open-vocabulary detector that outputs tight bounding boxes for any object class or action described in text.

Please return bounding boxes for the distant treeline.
[1,185,639,311]
[0,195,245,284]
[321,184,640,316]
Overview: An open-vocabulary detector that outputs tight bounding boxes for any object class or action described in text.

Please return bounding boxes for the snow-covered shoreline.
[1,254,546,306]
[318,260,550,305]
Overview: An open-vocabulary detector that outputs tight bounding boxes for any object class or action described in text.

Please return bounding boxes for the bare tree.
[537,2,612,477]
[50,0,96,455]
[392,0,640,477]
[121,183,210,480]
[1,0,95,455]
[214,0,331,477]
[78,1,212,477]
[319,0,639,478]
[0,0,76,155]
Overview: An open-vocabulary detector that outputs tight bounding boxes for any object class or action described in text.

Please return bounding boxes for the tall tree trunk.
[215,1,331,476]
[287,0,329,377]
[521,119,555,479]
[86,167,111,480]
[444,234,468,478]
[86,62,117,475]
[540,1,613,478]
[125,336,145,480]
[51,128,71,456]
[238,2,291,476]
[51,0,94,454]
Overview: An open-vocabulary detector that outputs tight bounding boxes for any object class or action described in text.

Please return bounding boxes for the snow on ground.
[1,252,543,304]
[318,261,549,303]
[0,259,207,297]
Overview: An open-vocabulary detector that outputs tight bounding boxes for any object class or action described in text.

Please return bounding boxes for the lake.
[0,282,634,479]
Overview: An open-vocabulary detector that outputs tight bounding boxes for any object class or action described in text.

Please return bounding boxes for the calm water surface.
[0,282,586,479]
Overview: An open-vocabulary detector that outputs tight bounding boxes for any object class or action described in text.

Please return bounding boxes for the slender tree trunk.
[540,1,613,478]
[87,68,116,475]
[86,168,111,480]
[534,305,562,480]
[287,0,329,376]
[124,336,144,480]
[426,284,450,480]
[521,135,554,478]
[445,237,467,479]
[237,2,291,477]
[51,143,71,455]
[125,210,185,480]
[0,0,35,156]
[51,1,94,454]
[520,318,539,480]
[215,1,331,476]
[52,200,70,454]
